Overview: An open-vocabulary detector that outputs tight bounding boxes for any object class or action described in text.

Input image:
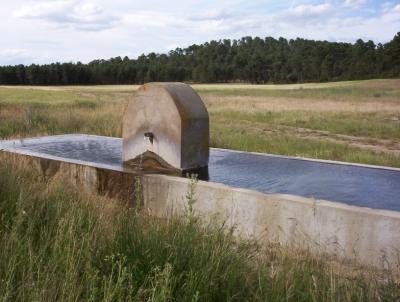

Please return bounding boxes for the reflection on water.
[11,135,400,212]
[24,138,123,166]
[209,150,400,211]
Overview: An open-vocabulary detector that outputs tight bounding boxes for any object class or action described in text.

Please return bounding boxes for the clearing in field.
[1,79,399,167]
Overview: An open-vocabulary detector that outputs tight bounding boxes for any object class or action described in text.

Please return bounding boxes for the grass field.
[1,79,399,167]
[0,156,398,301]
[1,79,400,300]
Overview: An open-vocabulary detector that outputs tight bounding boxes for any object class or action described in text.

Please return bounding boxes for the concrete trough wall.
[2,150,400,269]
[2,152,138,203]
[143,174,400,268]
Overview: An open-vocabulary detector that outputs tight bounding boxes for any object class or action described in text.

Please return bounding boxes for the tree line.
[1,33,399,85]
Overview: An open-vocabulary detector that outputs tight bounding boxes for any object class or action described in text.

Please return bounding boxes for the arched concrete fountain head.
[122,82,209,179]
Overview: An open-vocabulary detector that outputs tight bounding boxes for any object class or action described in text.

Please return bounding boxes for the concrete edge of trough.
[142,173,400,268]
[1,148,399,268]
[0,146,125,172]
[212,147,400,172]
[4,134,399,172]
[1,135,400,218]
[146,173,400,219]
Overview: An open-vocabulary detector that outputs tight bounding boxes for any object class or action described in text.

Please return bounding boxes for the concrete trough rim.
[0,134,124,172]
[0,147,124,173]
[3,134,398,172]
[1,134,400,218]
[211,147,400,173]
[3,146,399,220]
[148,173,400,219]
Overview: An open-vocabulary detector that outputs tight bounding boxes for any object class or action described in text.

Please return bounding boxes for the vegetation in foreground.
[0,159,399,301]
[0,79,399,167]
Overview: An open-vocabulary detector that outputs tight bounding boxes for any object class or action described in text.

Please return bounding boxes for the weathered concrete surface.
[123,82,209,173]
[2,134,400,210]
[142,174,400,269]
[1,146,400,268]
[1,151,139,204]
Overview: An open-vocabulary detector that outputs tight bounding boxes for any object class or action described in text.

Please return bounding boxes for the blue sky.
[0,0,399,65]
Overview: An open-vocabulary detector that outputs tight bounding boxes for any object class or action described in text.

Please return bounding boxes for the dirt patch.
[356,79,400,90]
[216,118,400,156]
[204,95,400,113]
[292,127,400,156]
[0,85,139,92]
[193,81,357,90]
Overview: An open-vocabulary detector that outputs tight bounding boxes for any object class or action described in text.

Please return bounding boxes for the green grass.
[0,106,122,139]
[212,111,400,140]
[197,85,400,101]
[0,87,97,106]
[211,123,400,167]
[0,160,399,301]
[0,79,399,168]
[0,87,124,139]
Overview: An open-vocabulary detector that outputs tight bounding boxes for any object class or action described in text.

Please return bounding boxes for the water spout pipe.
[144,132,154,144]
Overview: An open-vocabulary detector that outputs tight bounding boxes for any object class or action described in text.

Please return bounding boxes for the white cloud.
[121,10,241,35]
[0,49,39,65]
[14,1,72,20]
[285,3,333,18]
[121,6,291,37]
[122,11,177,28]
[379,3,400,22]
[1,0,399,65]
[14,0,119,31]
[189,9,233,21]
[0,49,28,57]
[344,0,367,8]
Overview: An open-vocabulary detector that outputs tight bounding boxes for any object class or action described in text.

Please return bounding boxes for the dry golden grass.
[3,78,398,92]
[194,80,385,90]
[0,85,140,92]
[203,95,400,113]
[200,79,400,163]
[1,79,400,167]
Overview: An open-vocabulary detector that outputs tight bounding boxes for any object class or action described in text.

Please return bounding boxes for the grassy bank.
[211,123,400,167]
[0,159,399,301]
[1,79,399,167]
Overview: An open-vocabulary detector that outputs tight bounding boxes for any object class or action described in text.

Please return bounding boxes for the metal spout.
[144,132,154,144]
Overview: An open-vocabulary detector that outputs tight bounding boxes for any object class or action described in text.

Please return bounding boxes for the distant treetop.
[1,33,399,85]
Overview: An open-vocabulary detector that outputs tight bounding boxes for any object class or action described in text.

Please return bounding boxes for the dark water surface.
[1,135,399,211]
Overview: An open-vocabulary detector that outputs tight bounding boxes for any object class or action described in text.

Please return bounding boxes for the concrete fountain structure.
[1,82,400,269]
[122,82,209,179]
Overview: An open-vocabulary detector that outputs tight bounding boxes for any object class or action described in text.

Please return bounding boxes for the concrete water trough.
[1,82,400,268]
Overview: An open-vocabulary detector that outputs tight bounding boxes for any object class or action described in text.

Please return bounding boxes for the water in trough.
[1,134,399,212]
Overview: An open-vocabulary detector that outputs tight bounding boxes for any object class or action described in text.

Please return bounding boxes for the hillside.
[0,33,399,85]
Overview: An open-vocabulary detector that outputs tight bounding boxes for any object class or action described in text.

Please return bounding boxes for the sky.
[0,0,399,65]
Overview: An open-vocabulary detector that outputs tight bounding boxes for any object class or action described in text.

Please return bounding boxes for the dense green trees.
[1,33,399,85]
